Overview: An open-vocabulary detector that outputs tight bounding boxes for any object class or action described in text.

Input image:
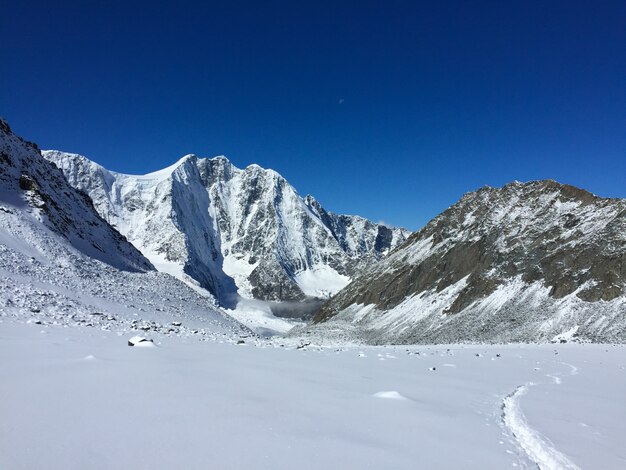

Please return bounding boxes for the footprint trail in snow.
[501,362,581,470]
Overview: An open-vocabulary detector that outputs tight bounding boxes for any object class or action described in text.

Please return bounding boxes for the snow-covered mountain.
[0,118,245,338]
[305,181,626,344]
[44,150,409,305]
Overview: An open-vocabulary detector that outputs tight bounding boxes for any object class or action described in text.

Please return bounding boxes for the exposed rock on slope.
[44,151,409,304]
[308,181,626,344]
[0,119,152,272]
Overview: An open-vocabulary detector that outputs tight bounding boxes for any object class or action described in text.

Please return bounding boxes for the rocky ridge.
[306,181,626,344]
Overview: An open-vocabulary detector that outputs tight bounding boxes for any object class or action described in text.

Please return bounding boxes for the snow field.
[1,321,624,470]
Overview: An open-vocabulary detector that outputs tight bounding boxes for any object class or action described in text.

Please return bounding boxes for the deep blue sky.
[2,1,625,230]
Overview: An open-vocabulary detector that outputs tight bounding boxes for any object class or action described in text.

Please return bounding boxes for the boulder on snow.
[128,336,155,347]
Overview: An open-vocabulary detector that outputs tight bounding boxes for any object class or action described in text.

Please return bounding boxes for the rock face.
[44,151,409,304]
[309,181,626,344]
[0,119,152,272]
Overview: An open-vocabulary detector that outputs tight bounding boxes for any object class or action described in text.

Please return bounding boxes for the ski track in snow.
[501,362,580,470]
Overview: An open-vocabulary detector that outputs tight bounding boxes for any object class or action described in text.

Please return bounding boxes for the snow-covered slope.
[0,118,245,339]
[0,119,152,272]
[306,181,626,344]
[44,150,409,304]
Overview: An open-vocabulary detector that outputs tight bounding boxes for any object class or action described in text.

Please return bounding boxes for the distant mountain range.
[2,117,625,344]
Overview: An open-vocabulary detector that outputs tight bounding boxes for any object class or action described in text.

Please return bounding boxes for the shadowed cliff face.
[312,180,626,343]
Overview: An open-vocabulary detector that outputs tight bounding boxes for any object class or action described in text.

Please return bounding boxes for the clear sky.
[2,1,624,230]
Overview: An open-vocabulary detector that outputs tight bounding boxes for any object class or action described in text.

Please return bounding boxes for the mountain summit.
[44,150,408,305]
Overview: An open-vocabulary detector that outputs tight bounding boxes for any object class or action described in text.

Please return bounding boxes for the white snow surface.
[503,384,580,470]
[224,298,303,335]
[1,321,625,470]
[294,264,350,298]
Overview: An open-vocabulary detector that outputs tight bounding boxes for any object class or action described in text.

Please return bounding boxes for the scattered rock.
[128,336,155,347]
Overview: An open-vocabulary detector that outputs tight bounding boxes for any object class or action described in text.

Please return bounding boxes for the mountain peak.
[44,149,409,304]
[462,179,600,208]
[0,117,11,134]
[138,153,197,180]
[210,155,231,165]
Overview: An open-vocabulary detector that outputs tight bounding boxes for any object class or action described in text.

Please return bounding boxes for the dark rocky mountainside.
[304,181,626,344]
